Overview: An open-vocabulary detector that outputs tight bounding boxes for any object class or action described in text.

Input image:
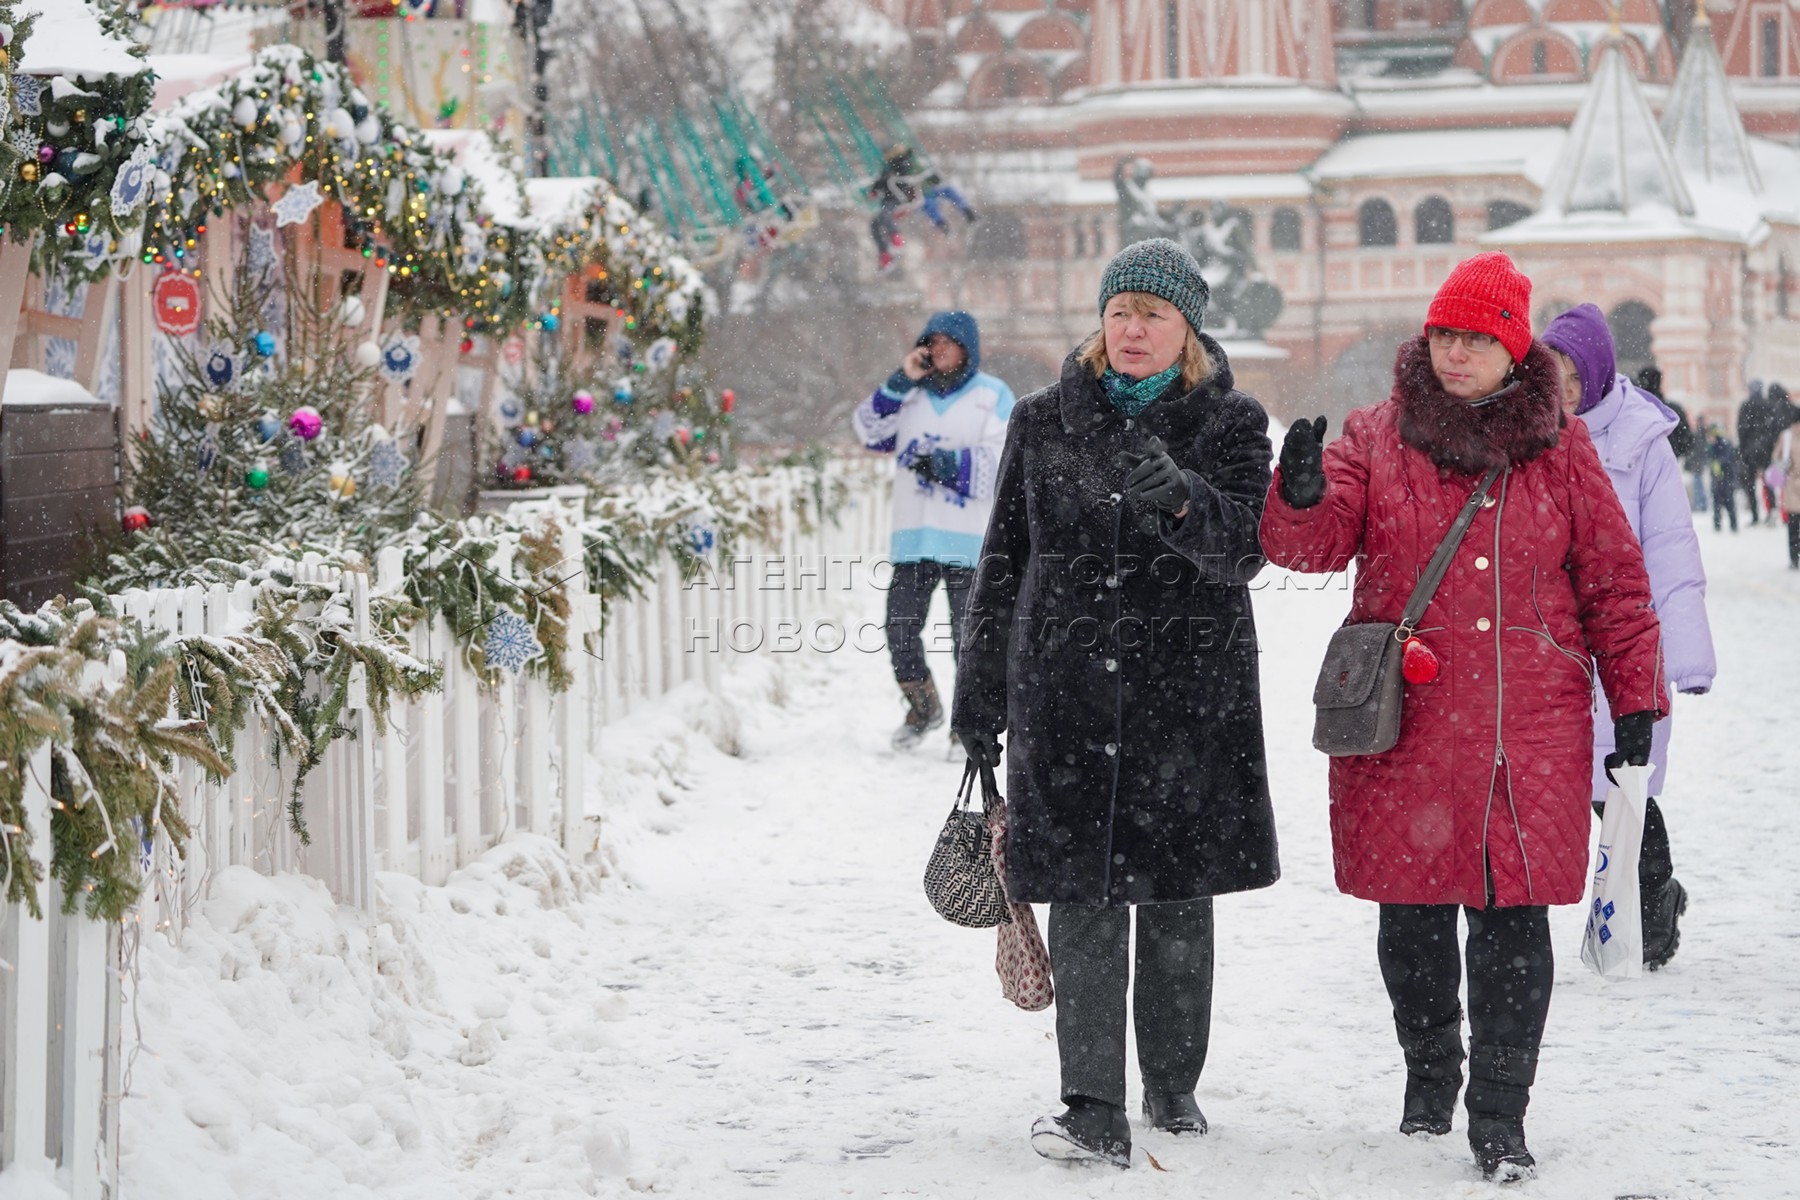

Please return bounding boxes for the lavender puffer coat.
[1581,376,1716,802]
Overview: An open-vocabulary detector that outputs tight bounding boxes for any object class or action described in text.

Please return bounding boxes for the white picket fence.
[0,459,891,1196]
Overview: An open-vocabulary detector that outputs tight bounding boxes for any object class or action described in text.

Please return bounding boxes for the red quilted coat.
[1261,339,1667,908]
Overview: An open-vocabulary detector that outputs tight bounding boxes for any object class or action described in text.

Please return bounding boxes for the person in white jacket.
[852,311,1015,749]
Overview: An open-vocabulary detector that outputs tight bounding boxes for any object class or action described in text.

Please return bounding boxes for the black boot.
[1030,1096,1131,1168]
[1142,1091,1207,1136]
[1395,1014,1464,1136]
[1643,878,1688,971]
[890,676,943,750]
[1466,1044,1537,1183]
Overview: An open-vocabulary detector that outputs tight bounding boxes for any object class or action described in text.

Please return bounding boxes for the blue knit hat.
[1098,238,1210,334]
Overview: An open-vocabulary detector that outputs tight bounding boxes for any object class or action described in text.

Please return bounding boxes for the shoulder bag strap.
[1397,464,1504,638]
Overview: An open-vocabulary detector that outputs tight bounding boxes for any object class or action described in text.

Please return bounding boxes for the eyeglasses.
[1428,327,1499,352]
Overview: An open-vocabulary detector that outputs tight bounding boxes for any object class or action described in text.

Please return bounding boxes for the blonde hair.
[1079,292,1214,391]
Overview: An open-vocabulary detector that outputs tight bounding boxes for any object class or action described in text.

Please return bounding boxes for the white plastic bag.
[1580,764,1651,980]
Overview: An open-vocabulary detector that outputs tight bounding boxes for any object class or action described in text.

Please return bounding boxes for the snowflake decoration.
[278,437,308,477]
[565,436,598,474]
[272,179,325,227]
[196,426,220,476]
[110,146,151,215]
[482,608,542,677]
[9,125,35,161]
[379,333,420,383]
[13,74,41,118]
[82,227,111,268]
[459,231,486,274]
[684,522,716,557]
[370,438,407,489]
[247,223,279,281]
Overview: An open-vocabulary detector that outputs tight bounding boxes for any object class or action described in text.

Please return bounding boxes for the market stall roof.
[15,0,146,79]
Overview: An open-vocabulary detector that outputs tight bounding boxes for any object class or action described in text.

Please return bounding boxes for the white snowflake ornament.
[379,333,421,383]
[483,609,542,677]
[370,438,407,489]
[272,180,324,227]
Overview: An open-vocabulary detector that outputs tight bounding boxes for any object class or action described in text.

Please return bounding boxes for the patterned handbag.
[923,760,1012,929]
[989,796,1054,1012]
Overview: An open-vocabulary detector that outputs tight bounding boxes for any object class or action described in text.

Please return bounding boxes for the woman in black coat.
[951,238,1279,1169]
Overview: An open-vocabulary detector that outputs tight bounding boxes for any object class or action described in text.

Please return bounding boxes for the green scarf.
[1100,364,1181,416]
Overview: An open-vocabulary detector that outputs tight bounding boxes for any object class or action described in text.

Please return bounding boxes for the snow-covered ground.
[108,516,1799,1199]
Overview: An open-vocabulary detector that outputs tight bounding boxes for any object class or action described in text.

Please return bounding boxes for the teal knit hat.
[1098,237,1210,335]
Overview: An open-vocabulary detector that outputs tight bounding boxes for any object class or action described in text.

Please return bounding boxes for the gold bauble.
[73,109,87,123]
[196,395,222,420]
[19,162,38,182]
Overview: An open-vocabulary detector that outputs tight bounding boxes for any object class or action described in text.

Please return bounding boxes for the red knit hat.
[1424,252,1533,363]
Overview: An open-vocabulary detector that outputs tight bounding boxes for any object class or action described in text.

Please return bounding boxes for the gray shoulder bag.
[1311,465,1503,757]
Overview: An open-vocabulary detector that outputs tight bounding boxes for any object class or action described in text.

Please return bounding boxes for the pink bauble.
[287,405,324,441]
[571,389,596,414]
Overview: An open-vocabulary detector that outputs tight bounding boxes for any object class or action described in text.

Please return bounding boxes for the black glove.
[1603,710,1655,786]
[1278,416,1329,509]
[957,729,1002,771]
[907,448,959,485]
[1116,436,1191,514]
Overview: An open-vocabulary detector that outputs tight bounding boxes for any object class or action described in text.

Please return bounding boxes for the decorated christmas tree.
[486,331,738,492]
[115,267,426,574]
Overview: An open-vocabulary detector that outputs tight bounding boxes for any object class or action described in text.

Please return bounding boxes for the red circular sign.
[153,271,203,338]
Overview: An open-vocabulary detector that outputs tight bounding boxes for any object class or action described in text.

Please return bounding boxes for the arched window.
[1413,196,1454,244]
[1270,207,1303,251]
[1486,199,1533,230]
[1358,198,1398,247]
[970,212,1028,261]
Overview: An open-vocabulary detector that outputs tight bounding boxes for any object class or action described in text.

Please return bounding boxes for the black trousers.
[884,559,971,684]
[1377,902,1552,1059]
[1787,514,1800,566]
[1048,899,1215,1110]
[1593,794,1674,898]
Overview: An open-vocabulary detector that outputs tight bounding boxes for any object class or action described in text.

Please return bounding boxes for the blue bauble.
[253,331,276,357]
[517,428,539,448]
[204,350,235,388]
[613,385,634,405]
[256,415,281,443]
[540,314,559,332]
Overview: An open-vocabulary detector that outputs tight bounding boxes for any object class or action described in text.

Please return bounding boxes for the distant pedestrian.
[1776,423,1800,568]
[953,238,1278,1170]
[1709,428,1740,532]
[1262,255,1666,1184]
[1544,306,1714,970]
[1736,381,1785,523]
[852,312,1015,750]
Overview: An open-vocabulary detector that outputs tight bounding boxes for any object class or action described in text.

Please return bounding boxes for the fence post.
[415,607,449,886]
[556,526,590,855]
[488,536,520,841]
[60,905,109,1200]
[374,549,412,876]
[345,570,378,915]
[1,742,55,1176]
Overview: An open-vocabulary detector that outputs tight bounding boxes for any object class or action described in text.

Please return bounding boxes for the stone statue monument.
[1113,157,1284,339]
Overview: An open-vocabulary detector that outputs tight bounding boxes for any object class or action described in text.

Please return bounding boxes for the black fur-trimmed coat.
[950,338,1280,907]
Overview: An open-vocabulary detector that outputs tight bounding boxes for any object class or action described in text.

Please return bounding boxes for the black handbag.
[923,759,1012,928]
[1312,465,1503,756]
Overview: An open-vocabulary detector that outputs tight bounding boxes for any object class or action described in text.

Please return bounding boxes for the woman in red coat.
[1260,254,1666,1184]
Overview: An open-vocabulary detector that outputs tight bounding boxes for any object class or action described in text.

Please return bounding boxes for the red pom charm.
[1401,636,1441,685]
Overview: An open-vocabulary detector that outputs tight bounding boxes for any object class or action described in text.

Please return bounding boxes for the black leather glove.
[1278,416,1329,509]
[956,729,1002,771]
[1117,436,1191,514]
[1603,710,1655,786]
[907,448,959,485]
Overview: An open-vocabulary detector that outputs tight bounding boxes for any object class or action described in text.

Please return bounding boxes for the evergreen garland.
[0,0,157,282]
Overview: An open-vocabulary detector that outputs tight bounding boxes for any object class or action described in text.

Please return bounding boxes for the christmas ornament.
[684,522,716,556]
[645,337,677,372]
[378,333,420,383]
[652,409,676,440]
[196,429,219,475]
[122,506,152,532]
[279,438,308,476]
[288,406,324,440]
[203,347,236,388]
[369,438,407,489]
[109,147,151,216]
[516,427,539,448]
[720,389,736,414]
[539,313,559,332]
[511,464,532,483]
[335,295,366,327]
[612,381,634,405]
[483,608,543,676]
[253,331,277,357]
[458,337,474,355]
[326,462,356,499]
[355,340,382,368]
[272,180,324,227]
[1401,637,1441,686]
[195,395,222,421]
[566,436,598,473]
[571,389,596,414]
[17,161,37,183]
[14,75,40,118]
[674,425,692,445]
[256,414,281,442]
[232,95,258,129]
[153,272,202,337]
[246,462,270,490]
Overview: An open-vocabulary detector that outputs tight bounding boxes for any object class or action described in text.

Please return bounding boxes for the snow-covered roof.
[949,147,1311,207]
[1073,81,1356,118]
[16,0,146,79]
[1540,40,1693,219]
[147,52,254,110]
[2,369,105,409]
[418,129,528,227]
[1309,128,1565,188]
[1662,15,1763,194]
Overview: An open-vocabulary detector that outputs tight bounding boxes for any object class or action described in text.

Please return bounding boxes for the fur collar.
[1392,336,1564,473]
